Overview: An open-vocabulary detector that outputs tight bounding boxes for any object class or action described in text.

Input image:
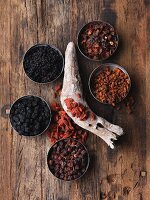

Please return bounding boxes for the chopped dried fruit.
[47,138,89,181]
[91,66,131,106]
[48,102,88,144]
[64,98,96,122]
[64,98,89,121]
[79,21,118,60]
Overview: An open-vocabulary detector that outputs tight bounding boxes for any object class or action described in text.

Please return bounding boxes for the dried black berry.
[10,96,51,136]
[23,44,64,83]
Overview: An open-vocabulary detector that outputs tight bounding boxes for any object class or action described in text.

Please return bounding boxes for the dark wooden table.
[0,0,149,199]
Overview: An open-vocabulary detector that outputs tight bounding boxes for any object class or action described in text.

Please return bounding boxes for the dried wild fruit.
[48,138,89,181]
[79,21,118,60]
[23,45,63,83]
[64,98,89,121]
[48,102,88,144]
[91,66,131,106]
[10,96,51,136]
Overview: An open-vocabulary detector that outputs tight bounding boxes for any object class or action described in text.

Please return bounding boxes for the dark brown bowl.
[77,20,119,61]
[47,138,90,181]
[89,63,131,104]
[23,44,64,84]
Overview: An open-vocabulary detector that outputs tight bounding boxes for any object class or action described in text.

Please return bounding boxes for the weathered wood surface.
[0,0,149,199]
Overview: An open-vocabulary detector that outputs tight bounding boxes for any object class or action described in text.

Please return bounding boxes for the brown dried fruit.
[64,98,90,121]
[48,102,88,144]
[79,21,118,60]
[48,138,88,181]
[92,67,130,106]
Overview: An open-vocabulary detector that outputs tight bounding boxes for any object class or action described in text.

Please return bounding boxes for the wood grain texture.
[0,0,149,199]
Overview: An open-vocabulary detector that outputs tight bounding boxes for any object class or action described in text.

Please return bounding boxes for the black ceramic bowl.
[89,63,131,104]
[77,20,119,61]
[9,95,51,136]
[47,138,90,181]
[23,44,64,84]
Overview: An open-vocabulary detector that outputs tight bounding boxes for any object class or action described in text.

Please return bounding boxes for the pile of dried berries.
[48,102,88,144]
[64,98,88,120]
[78,21,118,60]
[10,96,51,136]
[91,67,131,106]
[47,138,89,181]
[64,98,96,121]
[23,44,64,83]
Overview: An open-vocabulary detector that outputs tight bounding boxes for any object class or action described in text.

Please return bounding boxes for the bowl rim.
[88,63,131,105]
[47,138,90,181]
[23,43,64,84]
[9,95,52,136]
[77,20,119,62]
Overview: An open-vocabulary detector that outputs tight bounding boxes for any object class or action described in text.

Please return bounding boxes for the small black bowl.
[47,138,90,181]
[89,63,131,104]
[9,95,51,136]
[77,20,119,61]
[23,44,64,84]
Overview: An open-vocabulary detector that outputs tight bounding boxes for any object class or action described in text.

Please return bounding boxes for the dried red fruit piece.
[92,67,131,106]
[48,102,88,144]
[79,21,118,60]
[64,98,88,121]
